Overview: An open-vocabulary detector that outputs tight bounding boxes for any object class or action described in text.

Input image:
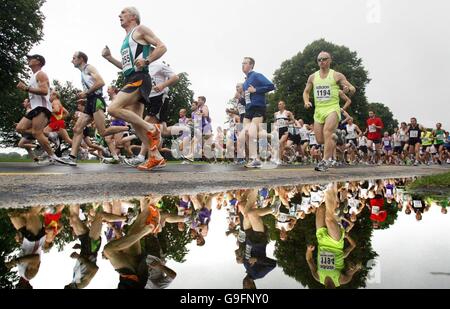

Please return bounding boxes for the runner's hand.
[307,245,315,252]
[134,58,146,70]
[77,92,87,99]
[304,102,313,109]
[153,84,164,93]
[17,81,28,91]
[247,85,256,93]
[102,46,111,58]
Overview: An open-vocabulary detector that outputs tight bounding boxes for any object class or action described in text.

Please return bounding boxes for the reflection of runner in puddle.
[237,189,277,289]
[65,204,126,288]
[306,183,361,288]
[103,196,159,289]
[6,207,46,289]
[144,235,176,289]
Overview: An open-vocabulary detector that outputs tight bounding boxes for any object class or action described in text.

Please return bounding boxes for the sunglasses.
[317,57,329,62]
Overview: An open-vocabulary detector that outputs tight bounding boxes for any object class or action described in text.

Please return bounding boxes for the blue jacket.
[243,71,275,109]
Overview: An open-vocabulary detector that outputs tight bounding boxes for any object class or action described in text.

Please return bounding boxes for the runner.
[303,51,356,172]
[61,51,129,166]
[237,57,275,168]
[15,55,67,165]
[102,6,167,171]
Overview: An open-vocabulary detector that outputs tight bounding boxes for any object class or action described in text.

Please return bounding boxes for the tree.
[0,209,20,289]
[268,39,371,128]
[0,0,46,147]
[367,102,399,134]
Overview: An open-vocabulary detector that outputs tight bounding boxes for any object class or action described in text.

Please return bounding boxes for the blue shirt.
[243,71,275,109]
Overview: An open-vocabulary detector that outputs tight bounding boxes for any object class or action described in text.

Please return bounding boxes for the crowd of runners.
[13,7,450,172]
[5,177,447,288]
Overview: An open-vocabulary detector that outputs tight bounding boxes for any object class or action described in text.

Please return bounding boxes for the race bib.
[244,91,251,104]
[369,125,377,133]
[278,213,289,222]
[410,130,419,138]
[371,206,380,214]
[238,104,246,115]
[238,229,246,243]
[288,126,295,134]
[384,140,390,146]
[300,130,309,140]
[315,85,331,102]
[319,251,336,270]
[310,135,317,145]
[386,189,393,197]
[413,200,422,208]
[121,49,132,72]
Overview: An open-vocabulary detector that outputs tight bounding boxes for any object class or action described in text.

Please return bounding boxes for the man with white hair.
[102,7,168,171]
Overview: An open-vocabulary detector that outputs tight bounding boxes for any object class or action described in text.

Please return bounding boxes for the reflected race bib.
[245,91,251,104]
[371,206,380,214]
[319,251,336,270]
[413,200,423,208]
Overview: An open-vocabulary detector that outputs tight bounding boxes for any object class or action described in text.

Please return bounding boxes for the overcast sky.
[28,0,450,130]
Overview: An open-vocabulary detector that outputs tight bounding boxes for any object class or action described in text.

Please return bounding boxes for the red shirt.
[369,198,387,222]
[367,117,384,140]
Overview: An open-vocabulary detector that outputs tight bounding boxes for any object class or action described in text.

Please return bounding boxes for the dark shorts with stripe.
[84,94,106,116]
[120,72,152,106]
[146,93,169,123]
[25,107,52,121]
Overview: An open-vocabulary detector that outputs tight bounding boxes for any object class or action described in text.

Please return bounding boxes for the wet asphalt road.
[0,162,448,208]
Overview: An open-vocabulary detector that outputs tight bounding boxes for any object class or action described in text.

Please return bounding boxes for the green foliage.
[268,39,371,128]
[407,172,450,191]
[0,209,20,288]
[157,196,192,263]
[367,102,399,133]
[0,0,46,146]
[166,72,194,126]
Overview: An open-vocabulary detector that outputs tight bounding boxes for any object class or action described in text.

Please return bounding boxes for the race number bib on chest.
[319,251,336,270]
[410,130,419,138]
[371,206,380,214]
[245,91,251,104]
[121,49,132,72]
[278,213,290,222]
[315,85,331,101]
[413,200,423,208]
[238,104,246,115]
[369,125,377,133]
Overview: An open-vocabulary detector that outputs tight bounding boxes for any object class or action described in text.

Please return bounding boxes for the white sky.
[27,0,450,131]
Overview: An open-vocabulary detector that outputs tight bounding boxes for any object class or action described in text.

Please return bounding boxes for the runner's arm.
[343,234,356,258]
[102,46,123,69]
[85,65,105,95]
[138,25,167,64]
[339,90,352,111]
[303,74,314,108]
[306,245,319,282]
[335,72,356,96]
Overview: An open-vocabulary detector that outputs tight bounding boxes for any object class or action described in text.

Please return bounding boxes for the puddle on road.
[0,177,449,289]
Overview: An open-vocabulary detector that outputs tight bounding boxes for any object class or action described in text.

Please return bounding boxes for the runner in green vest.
[303,51,356,172]
[306,183,361,288]
[433,122,447,164]
[102,7,168,171]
